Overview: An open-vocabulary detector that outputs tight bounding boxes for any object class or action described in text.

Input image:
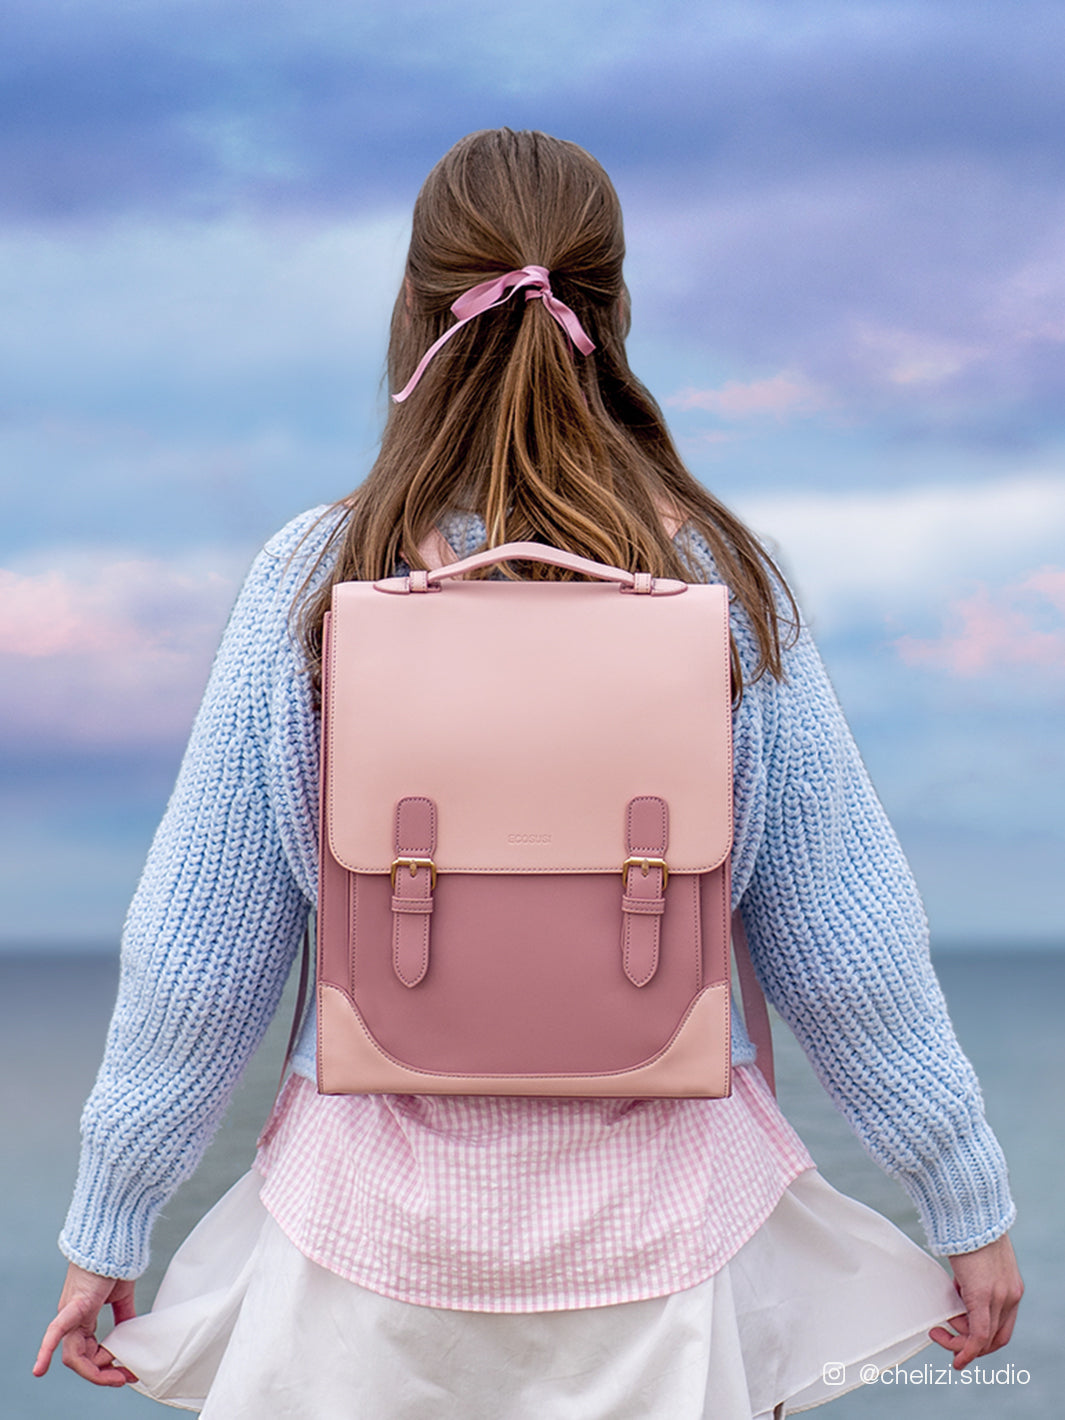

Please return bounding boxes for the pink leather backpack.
[313,541,774,1098]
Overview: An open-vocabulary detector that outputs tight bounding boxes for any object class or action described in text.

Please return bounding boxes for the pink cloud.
[0,555,243,746]
[1023,566,1065,612]
[896,566,1065,676]
[668,371,828,419]
[0,566,142,656]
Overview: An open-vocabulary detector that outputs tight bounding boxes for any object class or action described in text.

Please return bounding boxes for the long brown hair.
[300,128,796,696]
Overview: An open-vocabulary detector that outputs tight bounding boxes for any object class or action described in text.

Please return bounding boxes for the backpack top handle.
[374,541,689,596]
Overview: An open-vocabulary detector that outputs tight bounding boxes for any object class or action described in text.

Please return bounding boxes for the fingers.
[929,1312,966,1362]
[62,1333,133,1388]
[953,1297,993,1369]
[34,1285,138,1388]
[110,1287,138,1327]
[990,1303,1019,1353]
[99,1346,140,1385]
[32,1327,59,1377]
[929,1327,960,1356]
[32,1299,88,1378]
[930,1311,997,1370]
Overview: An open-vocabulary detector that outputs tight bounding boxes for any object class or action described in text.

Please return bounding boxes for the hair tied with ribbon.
[392,265,596,404]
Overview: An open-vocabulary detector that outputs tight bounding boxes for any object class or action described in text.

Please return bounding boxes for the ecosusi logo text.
[507,833,552,844]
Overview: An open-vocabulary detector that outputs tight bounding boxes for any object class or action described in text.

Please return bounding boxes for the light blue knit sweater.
[59,506,1015,1279]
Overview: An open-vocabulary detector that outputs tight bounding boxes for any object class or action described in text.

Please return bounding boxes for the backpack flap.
[324,577,732,879]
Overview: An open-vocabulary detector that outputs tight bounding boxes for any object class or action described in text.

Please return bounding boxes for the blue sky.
[2,0,1063,946]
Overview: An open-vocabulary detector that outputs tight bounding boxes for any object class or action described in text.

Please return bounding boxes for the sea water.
[3,950,1060,1419]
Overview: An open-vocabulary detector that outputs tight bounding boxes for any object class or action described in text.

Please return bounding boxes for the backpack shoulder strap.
[732,910,775,1095]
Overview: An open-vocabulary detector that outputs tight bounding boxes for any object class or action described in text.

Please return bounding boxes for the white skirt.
[105,1169,959,1419]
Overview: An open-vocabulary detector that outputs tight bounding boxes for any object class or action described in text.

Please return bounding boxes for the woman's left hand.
[33,1261,139,1386]
[930,1232,1024,1370]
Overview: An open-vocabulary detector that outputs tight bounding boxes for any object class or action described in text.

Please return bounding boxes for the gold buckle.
[390,856,437,889]
[621,856,669,888]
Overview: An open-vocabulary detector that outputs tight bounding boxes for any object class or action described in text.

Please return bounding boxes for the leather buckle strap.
[621,797,669,987]
[391,797,437,988]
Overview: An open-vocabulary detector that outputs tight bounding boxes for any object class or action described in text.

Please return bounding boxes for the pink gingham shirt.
[255,1065,813,1312]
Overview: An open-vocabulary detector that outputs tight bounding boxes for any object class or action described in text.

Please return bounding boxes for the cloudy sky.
[2,0,1062,948]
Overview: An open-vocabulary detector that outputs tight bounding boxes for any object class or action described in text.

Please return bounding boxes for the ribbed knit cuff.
[897,1118,1016,1256]
[57,1137,167,1279]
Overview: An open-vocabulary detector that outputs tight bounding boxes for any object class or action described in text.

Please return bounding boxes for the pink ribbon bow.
[392,265,596,404]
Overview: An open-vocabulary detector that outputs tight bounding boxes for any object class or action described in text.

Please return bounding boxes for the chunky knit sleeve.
[58,511,328,1278]
[735,615,1016,1255]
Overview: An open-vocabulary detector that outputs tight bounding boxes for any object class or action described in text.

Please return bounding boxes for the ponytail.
[298,130,796,699]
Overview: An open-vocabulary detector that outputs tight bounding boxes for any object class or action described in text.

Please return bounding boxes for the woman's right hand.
[33,1261,139,1387]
